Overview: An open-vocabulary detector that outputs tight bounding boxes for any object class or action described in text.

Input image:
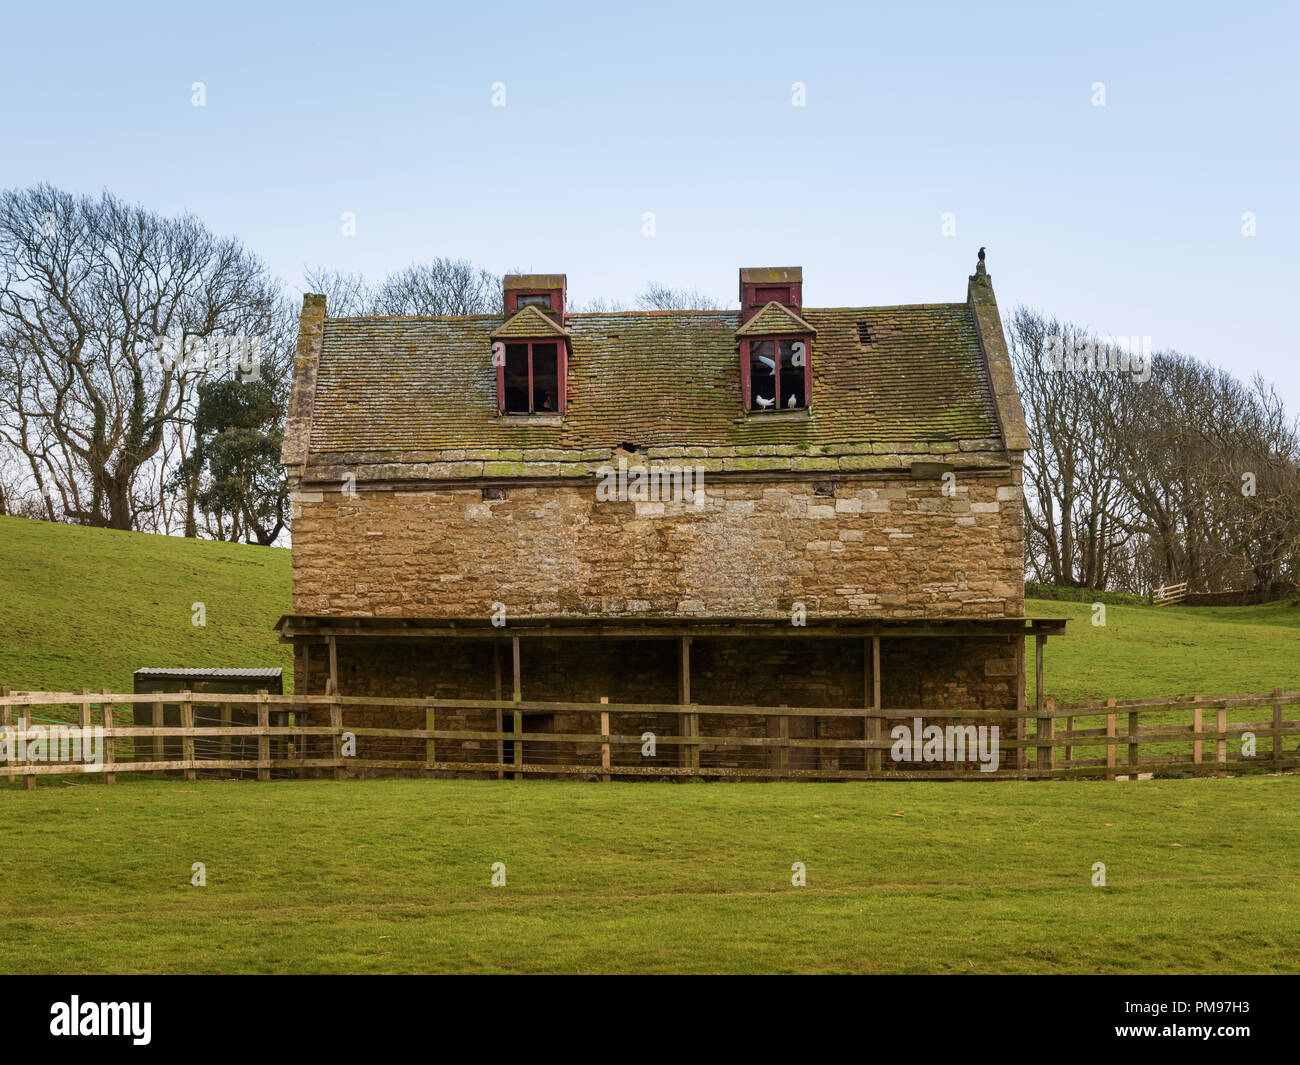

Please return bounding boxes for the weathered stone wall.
[290,470,1025,620]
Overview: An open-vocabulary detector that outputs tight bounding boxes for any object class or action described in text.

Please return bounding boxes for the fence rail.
[1151,581,1189,605]
[1,687,1297,785]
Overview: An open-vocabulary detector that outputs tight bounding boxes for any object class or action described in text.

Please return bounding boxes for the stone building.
[277,260,1063,778]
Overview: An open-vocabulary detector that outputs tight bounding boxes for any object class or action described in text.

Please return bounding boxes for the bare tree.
[0,185,281,531]
[303,259,502,317]
[375,259,501,315]
[1006,307,1132,589]
[635,282,724,311]
[301,267,376,317]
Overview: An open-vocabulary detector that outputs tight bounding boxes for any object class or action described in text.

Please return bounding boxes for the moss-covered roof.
[306,304,1000,454]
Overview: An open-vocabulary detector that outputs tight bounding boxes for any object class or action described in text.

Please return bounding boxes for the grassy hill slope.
[0,515,291,693]
[1027,597,1300,702]
[1,514,1298,700]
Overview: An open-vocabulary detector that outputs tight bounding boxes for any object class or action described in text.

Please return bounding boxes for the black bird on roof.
[978,246,986,263]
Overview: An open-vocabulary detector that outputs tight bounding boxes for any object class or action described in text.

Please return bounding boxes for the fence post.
[1045,696,1056,773]
[21,709,35,789]
[1064,713,1074,766]
[1272,688,1284,769]
[0,687,13,789]
[600,699,610,784]
[1128,710,1139,778]
[1105,699,1116,780]
[152,692,164,775]
[1216,705,1227,770]
[513,709,523,780]
[257,689,270,782]
[329,685,344,781]
[181,692,196,781]
[78,689,91,777]
[101,688,115,785]
[221,701,232,766]
[868,636,882,775]
[1192,695,1203,766]
[1015,635,1027,772]
[425,701,436,777]
[677,636,699,775]
[1035,635,1051,773]
[780,707,790,780]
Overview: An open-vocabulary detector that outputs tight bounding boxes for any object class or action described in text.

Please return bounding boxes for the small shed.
[132,668,284,766]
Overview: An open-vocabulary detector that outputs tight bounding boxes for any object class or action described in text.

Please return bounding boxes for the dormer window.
[493,275,571,417]
[735,267,815,414]
[746,337,809,411]
[501,341,561,414]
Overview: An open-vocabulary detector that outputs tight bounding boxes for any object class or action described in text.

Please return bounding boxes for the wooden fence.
[1151,581,1189,605]
[1,688,1297,785]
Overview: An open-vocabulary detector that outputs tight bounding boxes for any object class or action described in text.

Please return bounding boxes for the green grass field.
[1,776,1296,974]
[1,516,1298,974]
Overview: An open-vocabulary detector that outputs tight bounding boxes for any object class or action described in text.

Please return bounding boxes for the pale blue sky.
[3,0,1297,407]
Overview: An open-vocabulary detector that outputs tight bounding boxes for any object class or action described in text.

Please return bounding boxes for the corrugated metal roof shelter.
[134,668,283,684]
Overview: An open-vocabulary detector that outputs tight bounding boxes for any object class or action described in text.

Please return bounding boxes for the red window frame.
[740,335,812,413]
[497,339,567,415]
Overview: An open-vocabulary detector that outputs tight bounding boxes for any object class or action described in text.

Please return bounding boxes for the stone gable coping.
[967,263,1030,453]
[281,293,327,476]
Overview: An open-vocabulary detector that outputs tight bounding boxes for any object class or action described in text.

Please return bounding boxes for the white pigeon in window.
[786,394,798,408]
[755,394,775,409]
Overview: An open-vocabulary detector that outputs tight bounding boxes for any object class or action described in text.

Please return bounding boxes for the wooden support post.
[868,637,882,775]
[1105,700,1116,780]
[512,637,522,781]
[1015,635,1027,771]
[1064,714,1074,766]
[257,690,270,782]
[101,688,115,784]
[1192,696,1203,765]
[1128,710,1139,778]
[493,642,504,779]
[1216,705,1227,769]
[1272,687,1284,768]
[425,701,436,776]
[600,697,610,783]
[181,692,196,781]
[327,635,339,699]
[679,636,696,773]
[1034,635,1051,772]
[511,636,522,702]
